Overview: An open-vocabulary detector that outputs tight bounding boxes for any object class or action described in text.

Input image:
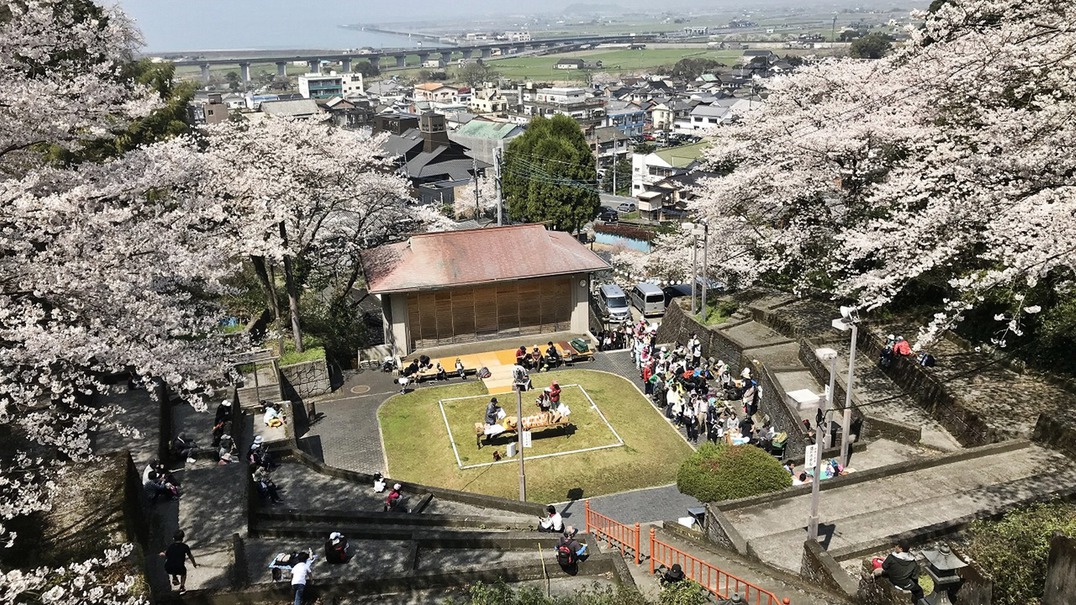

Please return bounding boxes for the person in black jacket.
[872,542,924,603]
[660,563,685,586]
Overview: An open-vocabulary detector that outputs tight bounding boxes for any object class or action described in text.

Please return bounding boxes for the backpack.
[477,366,492,378]
[556,543,576,566]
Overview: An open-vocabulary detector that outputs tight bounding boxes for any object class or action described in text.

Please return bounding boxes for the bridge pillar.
[417,52,429,65]
[394,55,406,68]
[500,47,512,57]
[369,56,380,71]
[239,62,251,85]
[200,63,211,83]
[341,58,352,72]
[307,59,319,74]
[461,48,473,59]
[481,48,492,58]
[439,51,453,64]
[276,61,287,77]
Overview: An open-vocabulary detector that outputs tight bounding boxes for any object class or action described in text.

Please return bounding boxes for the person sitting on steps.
[872,541,925,604]
[660,563,685,587]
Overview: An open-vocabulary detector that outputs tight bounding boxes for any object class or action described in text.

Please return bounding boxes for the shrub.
[964,500,1076,605]
[677,443,791,502]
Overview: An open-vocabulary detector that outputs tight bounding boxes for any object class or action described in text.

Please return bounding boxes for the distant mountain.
[562,3,623,15]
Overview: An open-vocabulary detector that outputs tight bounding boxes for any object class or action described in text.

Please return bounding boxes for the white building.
[298,72,365,100]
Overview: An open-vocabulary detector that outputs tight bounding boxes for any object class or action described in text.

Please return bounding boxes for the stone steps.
[722,442,1076,574]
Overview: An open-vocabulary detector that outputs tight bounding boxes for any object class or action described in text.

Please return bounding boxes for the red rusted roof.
[364,224,609,294]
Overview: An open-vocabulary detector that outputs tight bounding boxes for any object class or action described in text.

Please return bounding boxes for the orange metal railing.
[649,528,790,605]
[584,500,642,565]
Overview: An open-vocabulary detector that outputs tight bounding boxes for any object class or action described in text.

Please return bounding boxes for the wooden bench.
[556,341,594,364]
[473,414,573,448]
[409,357,480,382]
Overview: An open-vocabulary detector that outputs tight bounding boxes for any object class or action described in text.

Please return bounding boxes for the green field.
[481,48,743,81]
[379,369,693,504]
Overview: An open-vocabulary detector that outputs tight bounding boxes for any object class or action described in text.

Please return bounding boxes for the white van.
[598,284,631,323]
[630,283,665,317]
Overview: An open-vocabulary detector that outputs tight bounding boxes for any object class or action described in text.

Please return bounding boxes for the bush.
[677,443,791,502]
[964,500,1076,605]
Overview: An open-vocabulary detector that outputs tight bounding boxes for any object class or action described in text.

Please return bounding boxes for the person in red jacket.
[893,336,912,357]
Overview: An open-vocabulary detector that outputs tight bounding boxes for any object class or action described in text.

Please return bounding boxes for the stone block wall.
[280,358,331,402]
[1044,532,1076,605]
[855,329,999,446]
[801,539,858,598]
[1033,413,1076,460]
[757,363,808,459]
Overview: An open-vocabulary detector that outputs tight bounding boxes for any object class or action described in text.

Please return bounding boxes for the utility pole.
[700,221,708,318]
[473,155,480,220]
[495,146,503,226]
[612,151,617,196]
[691,230,698,315]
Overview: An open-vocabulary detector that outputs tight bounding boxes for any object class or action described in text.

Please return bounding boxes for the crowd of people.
[619,322,787,454]
[515,341,564,372]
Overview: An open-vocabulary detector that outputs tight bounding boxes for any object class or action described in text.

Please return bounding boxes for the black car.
[598,208,619,223]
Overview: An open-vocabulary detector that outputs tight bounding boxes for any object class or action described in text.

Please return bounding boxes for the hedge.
[676,443,791,502]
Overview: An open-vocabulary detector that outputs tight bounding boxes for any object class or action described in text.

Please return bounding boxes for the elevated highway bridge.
[170,34,656,83]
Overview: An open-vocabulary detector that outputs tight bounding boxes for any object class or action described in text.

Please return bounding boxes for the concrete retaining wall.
[1034,413,1076,461]
[1045,532,1076,605]
[801,539,858,598]
[280,358,331,402]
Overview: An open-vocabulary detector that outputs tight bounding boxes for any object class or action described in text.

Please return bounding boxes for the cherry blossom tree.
[196,117,413,352]
[452,173,498,220]
[676,0,1076,346]
[0,2,237,601]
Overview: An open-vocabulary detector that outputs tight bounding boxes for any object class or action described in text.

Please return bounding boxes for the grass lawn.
[379,369,693,504]
[439,384,623,468]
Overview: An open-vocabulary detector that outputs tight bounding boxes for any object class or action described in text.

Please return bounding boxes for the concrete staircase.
[719,440,1076,574]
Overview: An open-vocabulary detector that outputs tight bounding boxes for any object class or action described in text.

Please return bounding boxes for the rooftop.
[364,224,609,294]
[453,120,522,140]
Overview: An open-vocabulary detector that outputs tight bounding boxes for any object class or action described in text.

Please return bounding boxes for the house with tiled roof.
[363,224,608,353]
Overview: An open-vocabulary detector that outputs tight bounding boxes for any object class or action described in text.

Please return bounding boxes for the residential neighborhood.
[8,2,1076,605]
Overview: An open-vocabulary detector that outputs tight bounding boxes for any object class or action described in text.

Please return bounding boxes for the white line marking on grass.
[438,398,466,469]
[459,443,624,470]
[439,385,624,469]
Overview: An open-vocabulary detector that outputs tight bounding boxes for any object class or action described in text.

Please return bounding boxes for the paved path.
[724,442,1076,573]
[627,526,851,605]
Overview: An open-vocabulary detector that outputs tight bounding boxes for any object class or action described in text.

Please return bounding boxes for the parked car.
[597,284,631,323]
[616,202,637,213]
[598,207,619,222]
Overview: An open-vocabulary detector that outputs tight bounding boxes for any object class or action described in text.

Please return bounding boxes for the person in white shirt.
[538,505,563,533]
[290,551,311,605]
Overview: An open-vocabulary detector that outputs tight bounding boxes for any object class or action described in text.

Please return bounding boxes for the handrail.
[649,528,790,605]
[583,500,641,565]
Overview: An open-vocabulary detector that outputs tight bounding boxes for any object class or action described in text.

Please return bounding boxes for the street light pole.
[824,353,837,449]
[841,323,857,467]
[831,307,859,469]
[516,384,526,501]
[810,348,838,541]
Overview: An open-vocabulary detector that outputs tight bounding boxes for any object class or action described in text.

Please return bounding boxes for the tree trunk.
[279,222,304,353]
[250,255,280,323]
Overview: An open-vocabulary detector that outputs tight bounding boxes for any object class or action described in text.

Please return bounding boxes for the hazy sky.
[115,0,567,51]
[114,0,912,52]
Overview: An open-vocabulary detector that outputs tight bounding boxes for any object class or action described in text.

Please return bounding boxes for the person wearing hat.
[530,346,542,370]
[214,399,232,427]
[385,483,408,512]
[248,435,274,469]
[660,563,685,586]
[324,531,351,563]
[484,397,502,426]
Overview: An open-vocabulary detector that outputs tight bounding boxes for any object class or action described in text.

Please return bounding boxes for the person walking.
[290,551,311,605]
[160,530,197,594]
